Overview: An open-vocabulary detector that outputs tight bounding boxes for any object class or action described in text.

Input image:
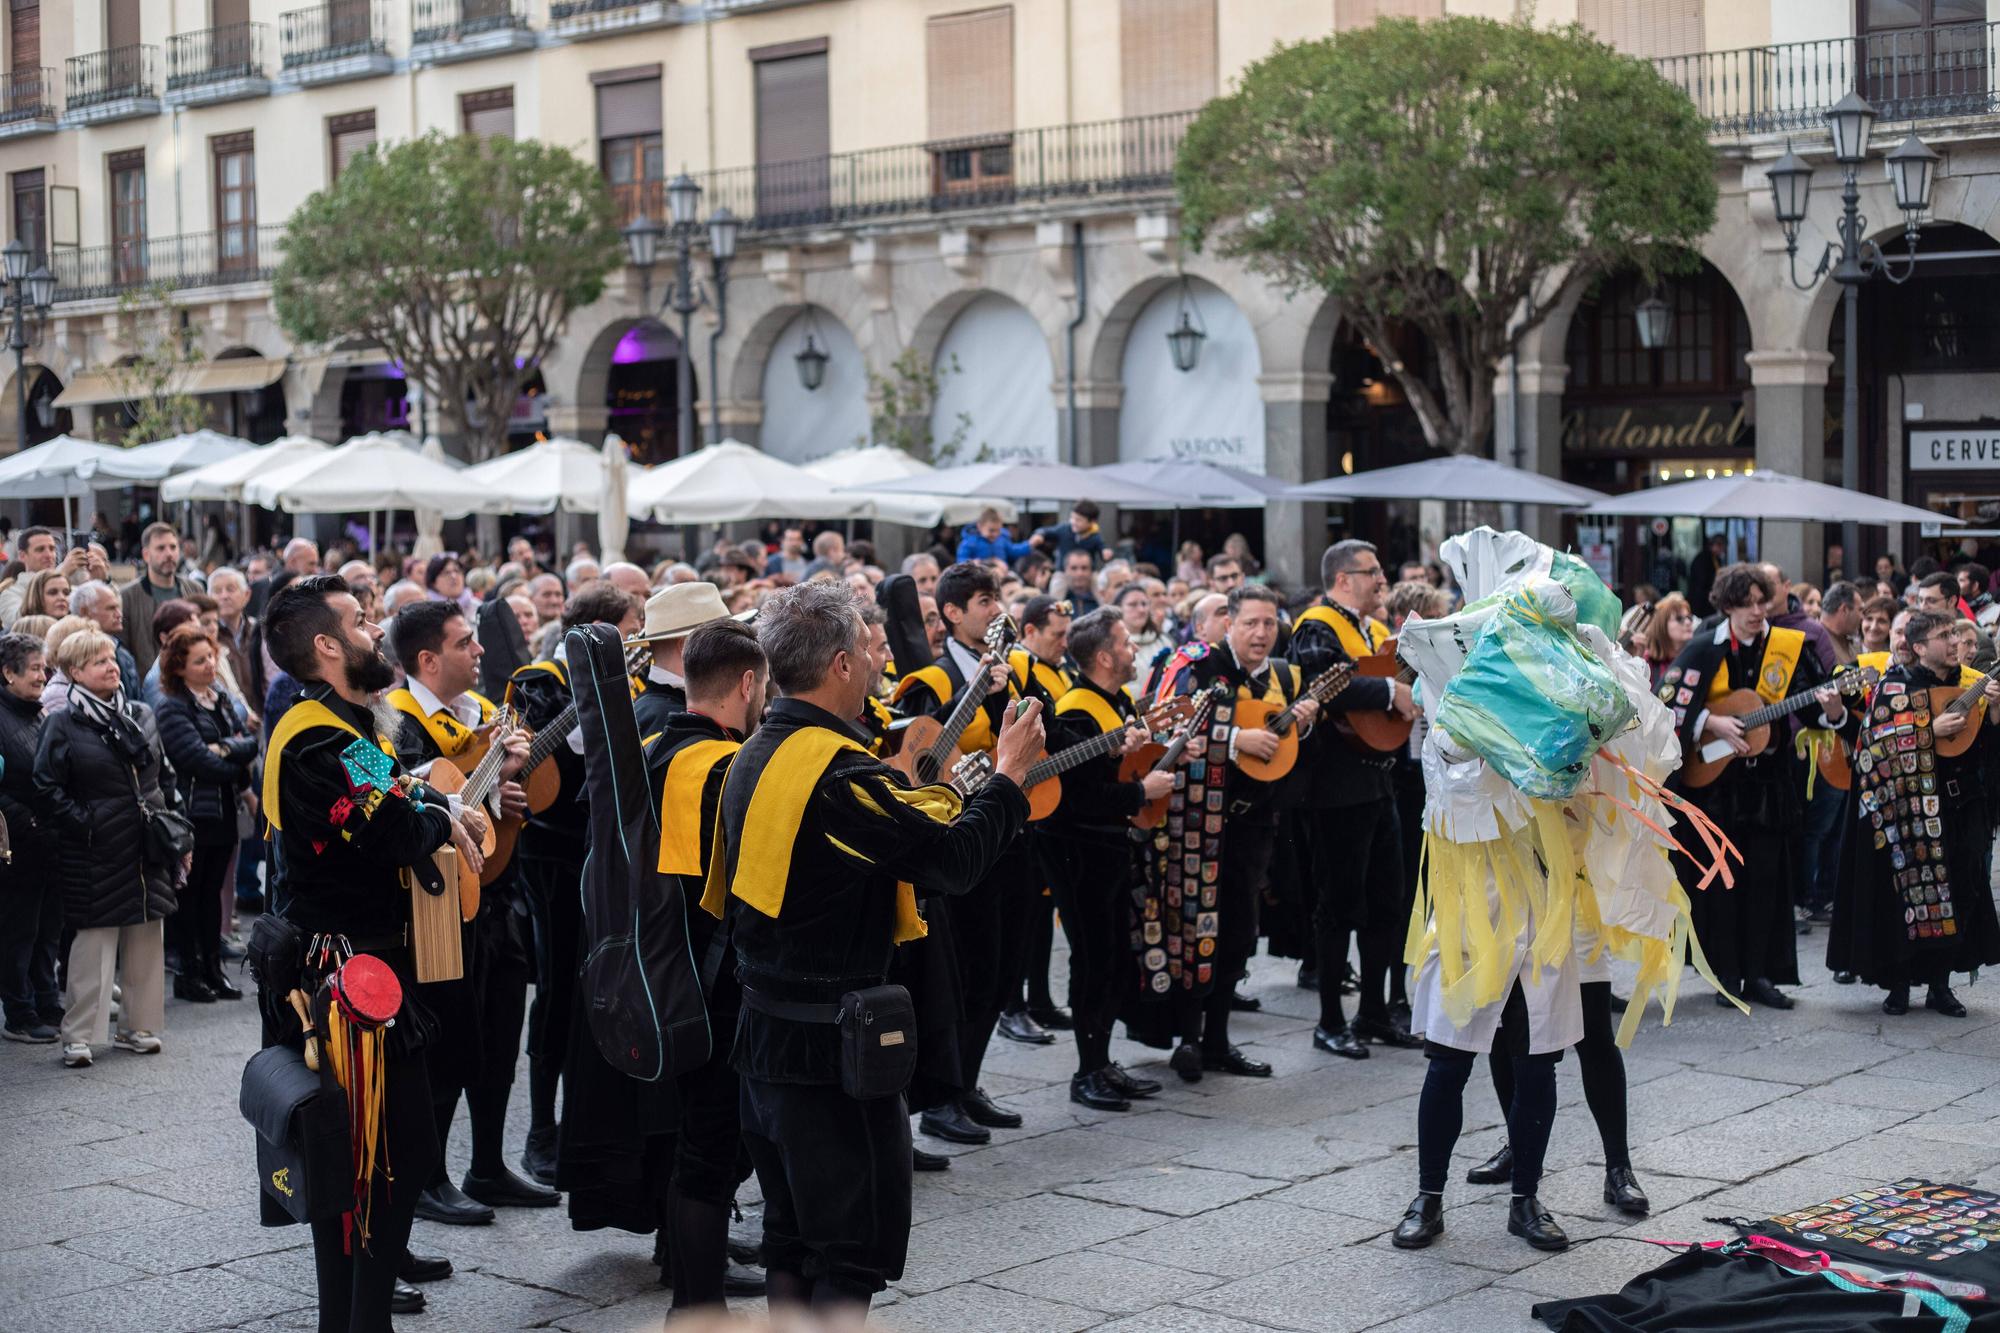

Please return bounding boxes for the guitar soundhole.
[915,755,940,785]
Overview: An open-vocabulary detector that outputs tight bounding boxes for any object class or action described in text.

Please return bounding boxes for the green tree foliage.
[108,284,206,445]
[274,131,624,462]
[1177,17,1718,456]
[865,348,974,463]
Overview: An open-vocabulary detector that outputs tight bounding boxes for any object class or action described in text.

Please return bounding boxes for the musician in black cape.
[1826,609,2000,1017]
[1655,564,1842,1009]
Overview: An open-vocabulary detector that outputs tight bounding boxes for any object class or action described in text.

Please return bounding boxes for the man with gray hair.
[899,552,940,598]
[565,556,601,591]
[713,579,1041,1316]
[68,579,140,697]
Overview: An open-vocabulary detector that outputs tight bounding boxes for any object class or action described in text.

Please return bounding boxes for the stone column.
[544,403,609,444]
[1492,360,1569,546]
[1260,370,1333,590]
[1746,349,1833,584]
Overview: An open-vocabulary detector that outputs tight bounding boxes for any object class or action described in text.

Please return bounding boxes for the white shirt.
[403,676,480,813]
[648,663,685,691]
[946,635,985,684]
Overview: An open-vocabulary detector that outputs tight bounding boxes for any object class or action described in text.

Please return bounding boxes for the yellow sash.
[1238,662,1300,707]
[1705,627,1805,706]
[657,739,739,877]
[1856,651,1892,678]
[386,688,494,759]
[863,696,896,757]
[701,728,948,944]
[1054,685,1125,736]
[503,660,566,709]
[1296,602,1388,661]
[890,660,996,752]
[262,699,391,832]
[1010,648,1073,702]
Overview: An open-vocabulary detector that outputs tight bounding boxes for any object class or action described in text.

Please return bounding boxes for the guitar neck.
[1741,686,1836,730]
[1270,665,1354,734]
[1942,670,1998,718]
[929,656,997,765]
[520,646,647,771]
[461,731,508,806]
[1023,724,1129,787]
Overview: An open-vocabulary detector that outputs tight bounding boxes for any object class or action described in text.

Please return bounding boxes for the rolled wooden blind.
[1578,0,1705,58]
[755,50,829,167]
[1333,0,1443,31]
[927,7,1013,142]
[597,76,662,140]
[1121,0,1215,118]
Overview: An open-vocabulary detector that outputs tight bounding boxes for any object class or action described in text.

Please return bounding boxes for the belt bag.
[743,982,918,1101]
[239,1043,353,1225]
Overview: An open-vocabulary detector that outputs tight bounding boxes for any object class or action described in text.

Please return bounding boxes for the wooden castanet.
[1122,743,1168,828]
[1231,697,1301,782]
[415,759,492,920]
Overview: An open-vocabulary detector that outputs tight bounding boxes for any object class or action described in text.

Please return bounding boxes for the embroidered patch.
[328,796,356,827]
[1182,642,1210,661]
[1682,669,1700,687]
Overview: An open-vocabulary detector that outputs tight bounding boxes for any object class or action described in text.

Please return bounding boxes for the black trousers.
[521,853,584,1127]
[1174,817,1270,1052]
[1043,833,1136,1077]
[171,838,233,972]
[944,840,1032,1093]
[1489,980,1629,1171]
[423,901,531,1177]
[1307,796,1403,1031]
[739,1077,912,1303]
[0,856,63,1027]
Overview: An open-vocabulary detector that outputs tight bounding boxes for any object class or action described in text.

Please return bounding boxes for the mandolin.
[956,695,1195,820]
[1681,666,1878,789]
[1331,638,1418,754]
[1232,660,1359,783]
[1124,682,1226,828]
[889,616,1017,787]
[1926,665,1999,758]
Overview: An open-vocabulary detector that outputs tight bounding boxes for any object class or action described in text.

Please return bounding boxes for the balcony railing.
[1654,20,2000,135]
[694,109,1196,233]
[166,22,269,90]
[65,44,159,108]
[552,0,658,17]
[413,0,531,44]
[50,225,286,304]
[0,67,56,123]
[281,1,389,67]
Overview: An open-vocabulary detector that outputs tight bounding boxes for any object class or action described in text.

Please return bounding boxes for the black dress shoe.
[1296,964,1319,992]
[1388,1000,1412,1031]
[1169,1042,1203,1083]
[1351,1017,1424,1049]
[996,1009,1056,1045]
[913,1146,951,1172]
[399,1249,453,1283]
[723,1260,768,1296]
[1744,978,1795,1010]
[726,1237,762,1267]
[463,1166,560,1209]
[1392,1193,1444,1249]
[202,966,244,1000]
[961,1087,1023,1129]
[1604,1167,1650,1216]
[1507,1195,1570,1251]
[390,1278,426,1314]
[1312,1024,1369,1060]
[521,1125,558,1186]
[1102,1063,1161,1098]
[415,1180,495,1226]
[1884,987,1911,1016]
[1070,1070,1132,1111]
[919,1103,991,1145]
[1028,1005,1073,1031]
[1229,989,1262,1012]
[1201,1045,1272,1078]
[172,973,217,1004]
[1466,1143,1513,1185]
[1927,984,1969,1018]
[1834,970,1857,985]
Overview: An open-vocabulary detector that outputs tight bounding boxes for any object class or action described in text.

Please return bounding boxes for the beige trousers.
[62,919,166,1048]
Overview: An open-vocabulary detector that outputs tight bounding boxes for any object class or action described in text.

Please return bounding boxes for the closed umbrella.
[599,434,630,564]
[848,459,1179,508]
[630,440,872,524]
[1284,454,1608,506]
[459,436,606,514]
[159,435,330,502]
[803,447,1016,527]
[410,437,451,560]
[1574,469,1962,525]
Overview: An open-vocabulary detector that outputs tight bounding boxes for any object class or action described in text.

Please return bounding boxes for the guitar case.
[566,623,711,1083]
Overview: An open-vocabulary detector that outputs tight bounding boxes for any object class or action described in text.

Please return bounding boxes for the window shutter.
[1334,0,1443,31]
[1120,0,1215,119]
[106,0,141,49]
[596,75,662,140]
[461,87,514,138]
[211,0,250,28]
[10,1,38,74]
[754,48,828,167]
[927,7,1012,142]
[1580,0,1705,58]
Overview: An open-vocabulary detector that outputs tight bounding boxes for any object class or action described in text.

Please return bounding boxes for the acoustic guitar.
[961,695,1195,820]
[414,710,515,921]
[1232,661,1359,783]
[498,643,649,880]
[1333,638,1418,754]
[1125,682,1227,829]
[1680,666,1878,789]
[1927,665,1999,758]
[889,617,1016,787]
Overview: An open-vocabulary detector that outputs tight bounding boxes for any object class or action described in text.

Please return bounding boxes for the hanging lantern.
[1166,277,1207,373]
[794,308,830,391]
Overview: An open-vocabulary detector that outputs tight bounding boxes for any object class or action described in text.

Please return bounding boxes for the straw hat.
[626,581,734,644]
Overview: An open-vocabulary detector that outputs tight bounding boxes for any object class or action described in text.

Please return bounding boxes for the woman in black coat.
[33,627,179,1067]
[154,624,256,1003]
[0,631,61,1042]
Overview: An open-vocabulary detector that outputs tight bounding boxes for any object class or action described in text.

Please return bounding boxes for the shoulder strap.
[658,739,740,877]
[891,663,953,708]
[1054,685,1125,736]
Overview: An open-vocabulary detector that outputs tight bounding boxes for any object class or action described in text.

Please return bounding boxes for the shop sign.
[1908,429,2000,470]
[1562,403,1748,454]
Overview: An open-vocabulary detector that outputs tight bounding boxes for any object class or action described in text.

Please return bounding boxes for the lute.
[1232,660,1360,782]
[1125,682,1227,829]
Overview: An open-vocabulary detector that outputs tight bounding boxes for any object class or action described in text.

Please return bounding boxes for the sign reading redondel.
[1910,429,2000,471]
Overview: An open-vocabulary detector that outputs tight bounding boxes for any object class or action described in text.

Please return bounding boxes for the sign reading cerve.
[1909,429,2000,470]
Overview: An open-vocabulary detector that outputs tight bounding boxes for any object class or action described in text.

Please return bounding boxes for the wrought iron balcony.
[63,45,161,123]
[166,22,272,104]
[0,67,58,137]
[280,1,393,82]
[548,0,682,38]
[1654,20,2000,135]
[411,0,535,62]
[693,109,1197,234]
[50,225,286,305]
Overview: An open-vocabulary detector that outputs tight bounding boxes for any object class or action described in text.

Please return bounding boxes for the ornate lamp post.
[2,239,55,457]
[622,173,740,455]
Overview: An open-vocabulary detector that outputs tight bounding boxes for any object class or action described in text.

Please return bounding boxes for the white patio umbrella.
[1574,469,1962,526]
[599,434,630,564]
[1094,459,1292,509]
[243,434,502,516]
[410,437,451,560]
[458,436,606,515]
[0,435,171,534]
[630,441,872,524]
[847,459,1179,509]
[1284,454,1609,506]
[113,429,255,478]
[803,446,1015,527]
[159,435,330,502]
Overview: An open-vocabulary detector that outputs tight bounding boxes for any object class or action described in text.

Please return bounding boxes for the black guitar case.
[566,623,711,1083]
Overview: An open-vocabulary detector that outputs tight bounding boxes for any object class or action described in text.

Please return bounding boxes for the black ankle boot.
[1603,1166,1649,1215]
[1392,1193,1444,1249]
[1507,1195,1569,1251]
[202,961,243,1000]
[1466,1142,1512,1184]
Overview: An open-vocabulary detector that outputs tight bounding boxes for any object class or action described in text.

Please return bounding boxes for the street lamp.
[1633,290,1672,351]
[2,238,55,461]
[1166,277,1207,373]
[1763,94,1934,572]
[623,170,740,453]
[794,307,830,391]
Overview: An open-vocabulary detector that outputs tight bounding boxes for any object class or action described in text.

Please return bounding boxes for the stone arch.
[922,291,1059,463]
[754,305,870,464]
[1114,275,1267,471]
[571,315,694,464]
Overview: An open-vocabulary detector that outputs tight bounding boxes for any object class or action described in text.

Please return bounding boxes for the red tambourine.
[327,953,402,1030]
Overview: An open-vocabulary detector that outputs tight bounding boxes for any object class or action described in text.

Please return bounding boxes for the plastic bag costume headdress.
[1401,528,1739,1046]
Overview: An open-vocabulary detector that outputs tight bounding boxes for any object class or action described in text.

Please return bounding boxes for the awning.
[53,356,288,409]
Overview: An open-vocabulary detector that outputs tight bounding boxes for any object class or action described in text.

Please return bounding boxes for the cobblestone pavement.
[4,932,2000,1333]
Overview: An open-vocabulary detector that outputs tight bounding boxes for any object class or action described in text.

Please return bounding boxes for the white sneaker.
[62,1041,92,1067]
[113,1030,162,1055]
